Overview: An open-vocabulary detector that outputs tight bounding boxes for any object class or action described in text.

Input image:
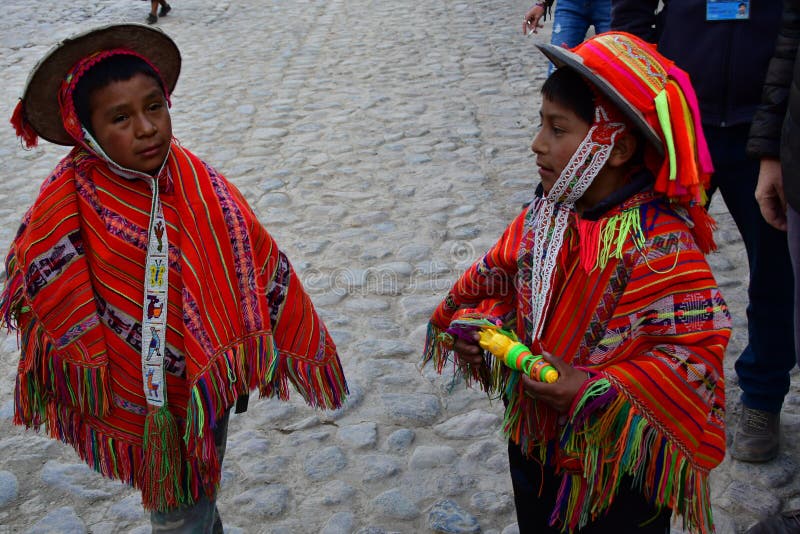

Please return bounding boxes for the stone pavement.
[0,0,797,532]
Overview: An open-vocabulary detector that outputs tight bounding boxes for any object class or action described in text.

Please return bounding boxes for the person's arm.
[610,0,661,42]
[522,0,554,35]
[747,2,800,160]
[747,1,800,229]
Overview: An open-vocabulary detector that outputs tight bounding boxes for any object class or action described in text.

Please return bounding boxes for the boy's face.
[89,73,172,175]
[531,96,591,195]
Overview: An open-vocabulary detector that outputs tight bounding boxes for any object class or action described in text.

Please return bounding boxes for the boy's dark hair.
[541,67,595,125]
[73,54,164,136]
[542,66,646,165]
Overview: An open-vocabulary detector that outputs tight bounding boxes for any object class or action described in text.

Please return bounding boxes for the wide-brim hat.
[536,32,718,253]
[18,23,181,146]
[536,40,663,155]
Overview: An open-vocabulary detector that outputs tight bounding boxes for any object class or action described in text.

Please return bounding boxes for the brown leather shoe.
[731,407,779,463]
[745,510,800,533]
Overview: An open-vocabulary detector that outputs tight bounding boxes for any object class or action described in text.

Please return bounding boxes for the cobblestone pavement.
[0,1,798,533]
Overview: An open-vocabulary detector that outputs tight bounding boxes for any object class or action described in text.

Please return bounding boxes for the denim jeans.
[151,410,230,533]
[551,0,612,49]
[705,124,796,414]
[788,205,800,364]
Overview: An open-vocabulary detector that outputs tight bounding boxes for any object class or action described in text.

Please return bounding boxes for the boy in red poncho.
[422,32,731,533]
[5,23,348,532]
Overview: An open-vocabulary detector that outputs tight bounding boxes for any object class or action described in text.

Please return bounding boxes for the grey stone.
[731,456,798,489]
[400,294,444,321]
[40,461,118,499]
[0,470,18,507]
[386,429,416,451]
[319,480,357,506]
[372,488,420,520]
[718,480,782,517]
[338,422,378,449]
[252,127,289,139]
[397,244,433,262]
[343,298,391,313]
[382,393,441,426]
[25,507,86,534]
[360,454,401,482]
[321,511,356,534]
[409,445,458,470]
[357,338,415,359]
[230,484,290,518]
[108,494,146,521]
[0,400,13,420]
[433,410,501,439]
[304,446,348,480]
[435,473,476,497]
[427,499,481,533]
[470,490,513,514]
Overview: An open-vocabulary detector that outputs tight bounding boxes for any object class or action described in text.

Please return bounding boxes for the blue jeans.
[551,0,612,49]
[788,206,800,364]
[705,125,796,414]
[151,410,230,533]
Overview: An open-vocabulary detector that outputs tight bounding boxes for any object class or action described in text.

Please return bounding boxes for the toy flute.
[446,317,559,383]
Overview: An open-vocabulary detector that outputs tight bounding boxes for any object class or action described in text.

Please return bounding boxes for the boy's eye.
[112,114,128,124]
[148,102,164,112]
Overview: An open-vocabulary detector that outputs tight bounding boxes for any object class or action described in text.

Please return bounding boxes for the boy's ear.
[607,132,639,168]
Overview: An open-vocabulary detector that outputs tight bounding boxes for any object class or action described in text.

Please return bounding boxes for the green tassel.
[139,405,187,512]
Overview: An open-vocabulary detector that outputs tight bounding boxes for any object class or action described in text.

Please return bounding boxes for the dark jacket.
[747,0,800,210]
[611,0,783,127]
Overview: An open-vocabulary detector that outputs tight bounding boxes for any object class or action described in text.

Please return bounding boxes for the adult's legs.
[147,1,159,24]
[788,205,800,363]
[704,125,795,461]
[551,0,592,49]
[151,410,230,533]
[589,0,612,35]
[705,125,795,412]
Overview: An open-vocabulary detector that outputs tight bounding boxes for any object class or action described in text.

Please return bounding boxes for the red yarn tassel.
[688,205,717,254]
[10,100,38,149]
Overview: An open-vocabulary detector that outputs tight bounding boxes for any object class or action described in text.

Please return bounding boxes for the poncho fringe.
[423,328,714,533]
[1,145,349,511]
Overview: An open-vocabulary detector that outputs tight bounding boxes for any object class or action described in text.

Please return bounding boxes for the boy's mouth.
[138,144,163,157]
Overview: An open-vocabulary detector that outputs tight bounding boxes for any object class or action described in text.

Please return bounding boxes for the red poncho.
[1,142,348,509]
[423,189,730,533]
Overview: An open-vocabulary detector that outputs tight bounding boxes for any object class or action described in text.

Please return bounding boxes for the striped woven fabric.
[423,189,731,533]
[1,142,348,508]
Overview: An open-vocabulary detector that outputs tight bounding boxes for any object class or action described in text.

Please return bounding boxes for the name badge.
[707,0,749,20]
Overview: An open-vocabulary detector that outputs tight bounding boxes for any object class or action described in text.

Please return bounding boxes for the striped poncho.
[1,141,348,510]
[423,186,731,533]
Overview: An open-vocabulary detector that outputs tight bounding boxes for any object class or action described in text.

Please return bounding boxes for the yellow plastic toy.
[476,327,559,383]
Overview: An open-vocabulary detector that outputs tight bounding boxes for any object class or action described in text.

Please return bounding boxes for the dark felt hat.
[18,23,180,146]
[536,39,663,154]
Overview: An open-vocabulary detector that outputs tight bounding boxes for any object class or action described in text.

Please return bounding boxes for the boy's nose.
[136,116,158,137]
[531,132,543,155]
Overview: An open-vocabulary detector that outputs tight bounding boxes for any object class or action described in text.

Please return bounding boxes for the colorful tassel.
[10,100,38,149]
[139,404,187,512]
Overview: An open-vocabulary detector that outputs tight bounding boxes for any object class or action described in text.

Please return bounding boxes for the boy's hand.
[520,351,587,413]
[453,332,483,365]
[755,158,787,231]
[522,4,545,35]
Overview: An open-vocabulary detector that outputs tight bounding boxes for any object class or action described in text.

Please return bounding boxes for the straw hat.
[17,23,180,146]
